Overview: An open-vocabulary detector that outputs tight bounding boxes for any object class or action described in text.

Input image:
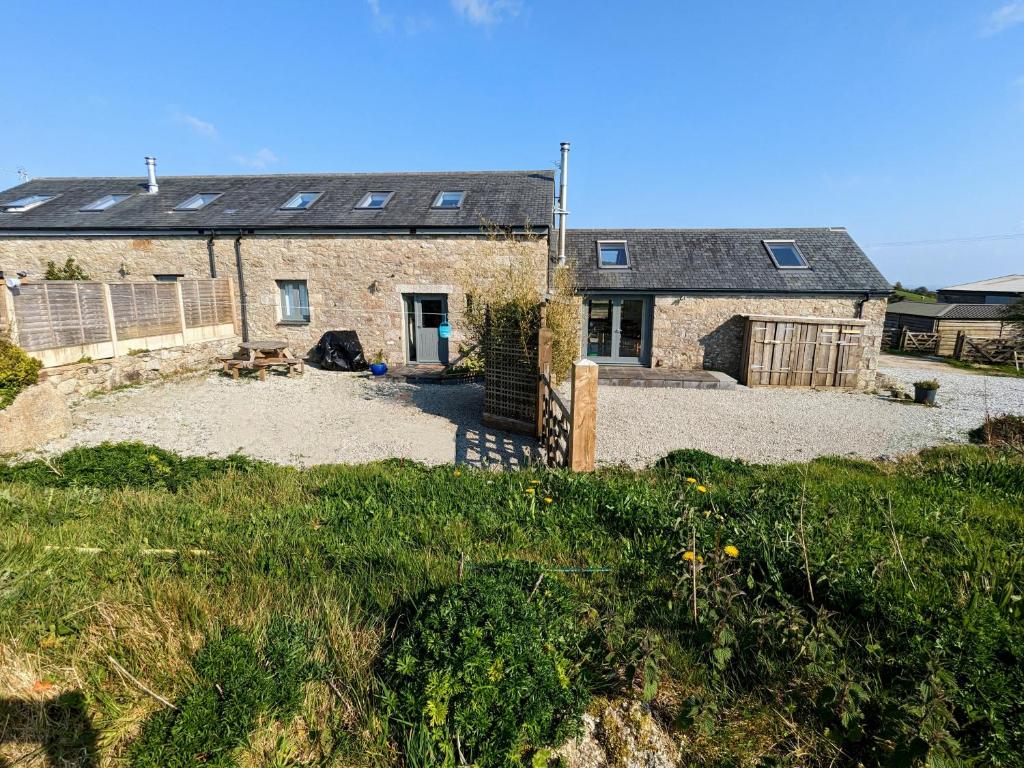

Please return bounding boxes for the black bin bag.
[312,331,368,371]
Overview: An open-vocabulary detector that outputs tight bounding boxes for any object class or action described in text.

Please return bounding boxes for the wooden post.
[174,280,188,344]
[568,359,597,472]
[101,283,119,356]
[953,330,966,360]
[536,327,553,438]
[899,327,908,352]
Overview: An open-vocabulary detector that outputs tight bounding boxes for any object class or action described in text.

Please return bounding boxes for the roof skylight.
[597,240,630,269]
[432,191,465,209]
[356,191,394,209]
[174,193,222,211]
[1,194,58,212]
[80,193,131,212]
[281,191,323,210]
[763,240,809,269]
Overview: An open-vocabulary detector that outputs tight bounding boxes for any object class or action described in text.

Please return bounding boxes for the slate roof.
[940,274,1024,294]
[886,301,1010,320]
[0,171,554,231]
[567,228,891,294]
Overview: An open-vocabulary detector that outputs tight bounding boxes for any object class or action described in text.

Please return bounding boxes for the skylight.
[597,240,630,269]
[80,193,131,212]
[174,193,222,211]
[764,240,809,269]
[356,191,394,209]
[1,194,57,212]
[281,191,323,210]
[432,191,465,209]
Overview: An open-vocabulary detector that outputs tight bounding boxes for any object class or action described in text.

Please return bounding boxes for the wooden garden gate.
[741,314,867,388]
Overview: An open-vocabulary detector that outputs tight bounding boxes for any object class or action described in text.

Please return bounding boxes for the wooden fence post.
[101,283,119,356]
[899,327,908,351]
[569,359,598,472]
[174,281,188,344]
[953,330,966,360]
[536,327,553,438]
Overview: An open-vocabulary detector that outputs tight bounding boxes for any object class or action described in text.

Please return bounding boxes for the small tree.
[44,257,90,280]
[0,334,42,409]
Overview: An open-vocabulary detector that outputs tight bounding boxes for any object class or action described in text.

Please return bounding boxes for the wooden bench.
[220,355,303,380]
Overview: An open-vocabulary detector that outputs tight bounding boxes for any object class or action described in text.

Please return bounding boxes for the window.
[2,194,57,212]
[278,280,310,323]
[174,193,222,211]
[764,240,808,269]
[154,274,184,282]
[80,193,131,212]
[597,240,630,268]
[281,191,323,210]
[356,191,394,209]
[432,191,465,209]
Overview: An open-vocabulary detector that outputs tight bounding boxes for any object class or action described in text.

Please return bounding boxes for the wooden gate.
[741,314,867,388]
[536,327,598,470]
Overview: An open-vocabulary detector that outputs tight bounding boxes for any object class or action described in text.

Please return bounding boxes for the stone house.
[1,155,890,387]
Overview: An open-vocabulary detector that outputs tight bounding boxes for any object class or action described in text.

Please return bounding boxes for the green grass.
[890,287,937,303]
[0,443,1022,766]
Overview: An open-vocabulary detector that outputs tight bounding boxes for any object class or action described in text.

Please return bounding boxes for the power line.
[867,232,1024,248]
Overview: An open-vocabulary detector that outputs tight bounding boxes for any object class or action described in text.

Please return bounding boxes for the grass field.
[1,443,1022,766]
[890,287,937,303]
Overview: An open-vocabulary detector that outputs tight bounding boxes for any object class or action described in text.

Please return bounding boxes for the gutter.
[0,225,547,238]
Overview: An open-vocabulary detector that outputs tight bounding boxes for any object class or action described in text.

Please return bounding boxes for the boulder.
[554,699,680,768]
[0,382,72,454]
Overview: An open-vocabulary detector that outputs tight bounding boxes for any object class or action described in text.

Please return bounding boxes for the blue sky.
[2,0,1022,288]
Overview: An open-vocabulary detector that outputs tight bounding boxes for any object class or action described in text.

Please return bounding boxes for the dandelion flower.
[696,485,708,493]
[525,487,535,494]
[686,477,697,484]
[544,497,553,504]
[530,479,542,485]
[723,545,739,558]
[682,551,695,561]
[453,469,462,477]
[698,555,704,563]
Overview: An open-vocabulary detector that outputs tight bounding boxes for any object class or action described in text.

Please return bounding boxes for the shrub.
[0,442,259,490]
[380,562,590,767]
[970,414,1024,449]
[130,618,317,768]
[913,379,940,390]
[0,335,42,409]
[44,257,90,280]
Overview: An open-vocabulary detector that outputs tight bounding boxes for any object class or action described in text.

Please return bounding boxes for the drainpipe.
[206,235,218,278]
[556,141,570,266]
[855,291,870,319]
[234,234,250,342]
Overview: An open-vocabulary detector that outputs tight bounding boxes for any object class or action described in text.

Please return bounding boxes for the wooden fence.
[740,315,867,388]
[899,329,940,353]
[953,333,1024,365]
[4,278,237,368]
[536,327,598,471]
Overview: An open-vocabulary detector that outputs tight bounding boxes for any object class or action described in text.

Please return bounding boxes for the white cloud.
[982,2,1024,36]
[367,0,432,35]
[233,148,279,170]
[175,112,218,138]
[451,0,521,26]
[367,0,394,30]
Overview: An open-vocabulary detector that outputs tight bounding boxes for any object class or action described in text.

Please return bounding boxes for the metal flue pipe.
[557,142,570,265]
[144,157,158,194]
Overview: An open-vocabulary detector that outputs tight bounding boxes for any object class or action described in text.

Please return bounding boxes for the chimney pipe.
[557,142,570,265]
[144,156,158,194]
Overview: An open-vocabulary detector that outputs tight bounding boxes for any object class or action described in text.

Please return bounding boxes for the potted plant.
[369,350,388,377]
[913,379,940,405]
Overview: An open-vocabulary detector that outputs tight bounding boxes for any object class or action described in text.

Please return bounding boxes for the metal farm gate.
[741,314,867,388]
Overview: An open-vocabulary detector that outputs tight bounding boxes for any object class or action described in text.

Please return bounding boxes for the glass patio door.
[584,296,649,364]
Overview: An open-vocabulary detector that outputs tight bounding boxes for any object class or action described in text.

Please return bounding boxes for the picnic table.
[220,339,304,380]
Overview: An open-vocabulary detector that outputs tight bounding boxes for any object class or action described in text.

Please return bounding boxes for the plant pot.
[913,385,937,405]
[369,362,388,377]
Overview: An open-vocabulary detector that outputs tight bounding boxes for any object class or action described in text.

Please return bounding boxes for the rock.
[554,700,680,768]
[0,383,72,454]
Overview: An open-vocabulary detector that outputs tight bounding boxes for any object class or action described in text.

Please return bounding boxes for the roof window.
[432,191,465,209]
[174,193,222,211]
[764,240,809,269]
[356,191,394,209]
[80,193,131,212]
[2,194,58,212]
[597,240,630,269]
[281,191,323,210]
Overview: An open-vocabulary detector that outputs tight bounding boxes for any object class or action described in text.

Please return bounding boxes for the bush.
[44,257,90,280]
[913,379,940,390]
[380,562,590,767]
[0,335,42,409]
[130,618,317,768]
[970,414,1024,449]
[0,442,259,490]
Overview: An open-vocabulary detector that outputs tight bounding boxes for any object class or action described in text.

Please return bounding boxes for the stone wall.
[650,295,887,388]
[1,233,548,363]
[38,336,239,402]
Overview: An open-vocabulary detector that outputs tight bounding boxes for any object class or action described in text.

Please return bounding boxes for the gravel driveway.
[39,355,1023,468]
